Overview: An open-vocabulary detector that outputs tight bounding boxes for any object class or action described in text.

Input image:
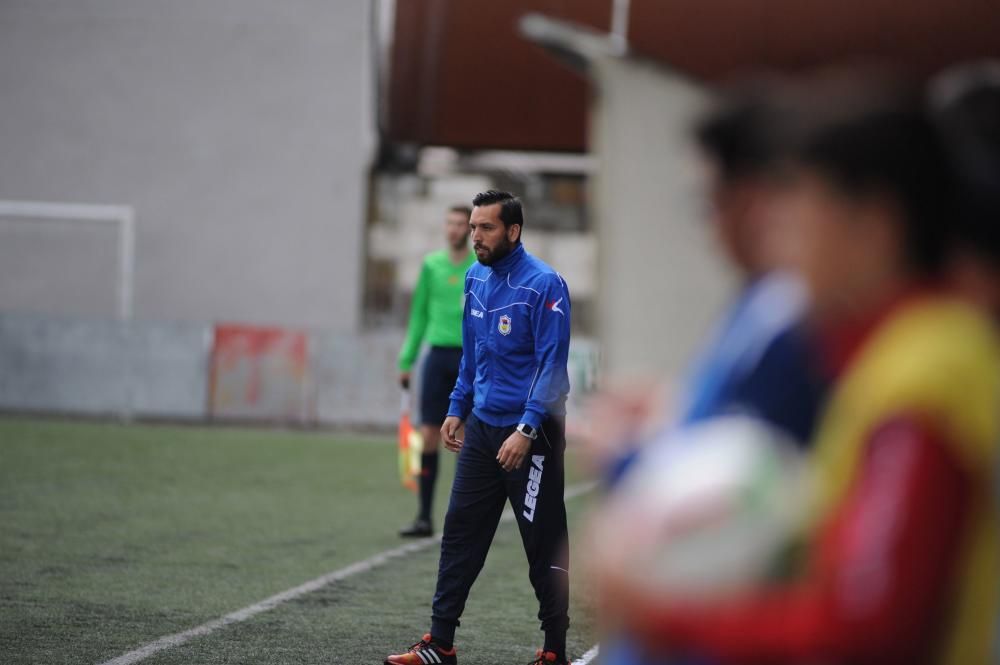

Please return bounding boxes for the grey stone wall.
[0,0,373,331]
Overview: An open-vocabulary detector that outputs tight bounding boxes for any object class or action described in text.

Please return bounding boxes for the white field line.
[97,481,599,665]
[572,644,600,665]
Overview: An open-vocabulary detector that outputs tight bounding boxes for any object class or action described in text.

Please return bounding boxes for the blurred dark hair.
[695,85,786,182]
[448,204,473,219]
[472,190,524,230]
[780,75,955,276]
[931,63,1000,265]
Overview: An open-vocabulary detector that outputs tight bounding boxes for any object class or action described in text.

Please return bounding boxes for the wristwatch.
[516,423,538,440]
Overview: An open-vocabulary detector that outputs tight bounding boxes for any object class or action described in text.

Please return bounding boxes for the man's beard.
[475,237,515,266]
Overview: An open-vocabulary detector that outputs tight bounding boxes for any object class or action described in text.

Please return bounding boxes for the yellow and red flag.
[398,393,423,491]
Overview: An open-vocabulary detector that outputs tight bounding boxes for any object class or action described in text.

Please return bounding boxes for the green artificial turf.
[0,418,597,665]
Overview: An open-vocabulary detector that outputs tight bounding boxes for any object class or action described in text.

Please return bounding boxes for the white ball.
[598,415,811,599]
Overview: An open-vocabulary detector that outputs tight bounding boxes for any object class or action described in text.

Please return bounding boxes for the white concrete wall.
[0,314,212,420]
[0,313,599,429]
[0,0,373,331]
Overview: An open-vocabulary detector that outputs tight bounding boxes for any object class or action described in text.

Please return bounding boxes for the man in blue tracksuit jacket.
[384,190,572,665]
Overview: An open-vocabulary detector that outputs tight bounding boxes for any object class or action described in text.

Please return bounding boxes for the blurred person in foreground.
[597,87,829,665]
[594,76,1000,665]
[385,191,573,665]
[397,205,476,538]
[932,61,1000,662]
[591,85,829,481]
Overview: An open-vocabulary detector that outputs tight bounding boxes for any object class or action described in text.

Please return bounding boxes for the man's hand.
[399,371,411,390]
[441,416,465,453]
[497,431,532,472]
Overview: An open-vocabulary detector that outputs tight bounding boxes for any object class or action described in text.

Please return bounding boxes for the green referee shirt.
[398,249,476,372]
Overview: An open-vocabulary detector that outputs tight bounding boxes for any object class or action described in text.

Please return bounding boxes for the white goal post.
[0,200,136,321]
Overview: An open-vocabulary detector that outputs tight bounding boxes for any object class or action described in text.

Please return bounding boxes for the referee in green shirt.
[398,204,476,537]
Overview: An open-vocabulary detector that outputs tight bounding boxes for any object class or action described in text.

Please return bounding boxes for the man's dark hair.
[472,190,524,230]
[780,77,956,276]
[933,66,1000,265]
[449,204,473,219]
[695,86,786,181]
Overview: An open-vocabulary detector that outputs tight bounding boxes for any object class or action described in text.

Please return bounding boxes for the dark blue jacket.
[447,244,571,429]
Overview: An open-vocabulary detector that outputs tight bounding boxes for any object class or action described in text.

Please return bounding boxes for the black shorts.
[420,346,464,427]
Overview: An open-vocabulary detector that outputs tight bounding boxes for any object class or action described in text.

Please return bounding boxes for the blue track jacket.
[447,243,571,430]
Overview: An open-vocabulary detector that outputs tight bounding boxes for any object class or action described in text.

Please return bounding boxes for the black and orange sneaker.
[384,634,457,665]
[527,649,568,665]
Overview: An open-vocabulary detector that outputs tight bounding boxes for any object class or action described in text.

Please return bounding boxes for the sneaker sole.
[383,653,453,664]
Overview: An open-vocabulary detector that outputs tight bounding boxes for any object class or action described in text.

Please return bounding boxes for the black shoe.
[398,519,433,538]
[385,633,457,664]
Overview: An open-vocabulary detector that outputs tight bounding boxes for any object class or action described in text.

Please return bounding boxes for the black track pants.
[430,412,569,645]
